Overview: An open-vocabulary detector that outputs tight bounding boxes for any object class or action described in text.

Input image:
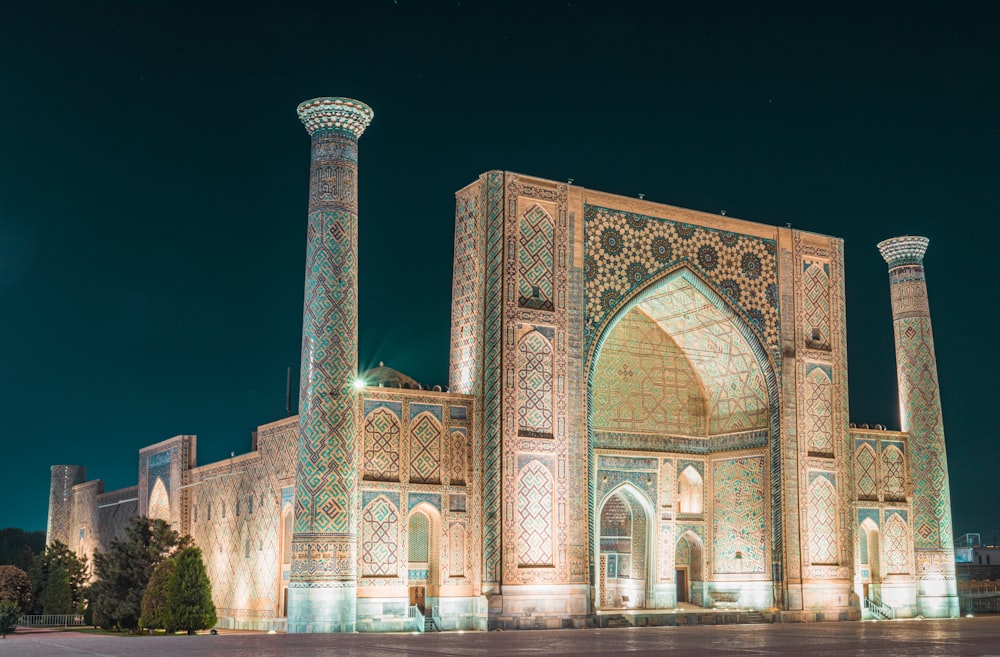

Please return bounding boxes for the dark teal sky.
[1,1,997,540]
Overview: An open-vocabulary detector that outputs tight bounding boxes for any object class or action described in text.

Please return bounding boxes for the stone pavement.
[3,617,1000,657]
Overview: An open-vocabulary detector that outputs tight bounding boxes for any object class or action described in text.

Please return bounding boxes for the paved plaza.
[3,618,1000,657]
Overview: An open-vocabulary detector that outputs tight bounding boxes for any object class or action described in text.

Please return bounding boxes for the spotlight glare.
[353,378,366,390]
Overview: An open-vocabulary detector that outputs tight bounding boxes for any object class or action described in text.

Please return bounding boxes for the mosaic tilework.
[591,310,704,435]
[805,365,833,454]
[516,330,554,437]
[855,443,878,500]
[517,459,554,567]
[450,429,467,486]
[802,260,831,350]
[631,499,647,580]
[409,413,442,484]
[883,512,909,574]
[408,511,429,562]
[675,534,691,565]
[638,284,770,435]
[879,241,954,555]
[518,204,555,310]
[583,205,779,361]
[189,418,297,625]
[46,465,86,546]
[355,389,481,594]
[495,177,584,589]
[480,172,505,584]
[361,496,399,577]
[792,234,852,588]
[292,101,371,594]
[883,445,906,501]
[807,473,837,564]
[449,523,466,577]
[712,456,767,574]
[449,183,485,394]
[363,408,401,482]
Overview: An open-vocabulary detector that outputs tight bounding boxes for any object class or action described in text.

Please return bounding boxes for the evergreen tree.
[163,547,215,634]
[0,566,31,612]
[87,518,189,632]
[29,541,87,614]
[0,600,20,638]
[139,556,176,631]
[41,562,73,615]
[0,529,45,567]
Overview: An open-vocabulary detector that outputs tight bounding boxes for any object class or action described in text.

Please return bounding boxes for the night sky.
[2,2,997,541]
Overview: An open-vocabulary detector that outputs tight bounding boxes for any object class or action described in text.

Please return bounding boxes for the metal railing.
[431,604,443,632]
[863,595,895,620]
[18,615,86,628]
[408,605,425,633]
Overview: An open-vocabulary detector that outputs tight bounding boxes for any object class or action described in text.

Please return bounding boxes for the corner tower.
[877,235,958,618]
[46,465,86,546]
[288,97,373,633]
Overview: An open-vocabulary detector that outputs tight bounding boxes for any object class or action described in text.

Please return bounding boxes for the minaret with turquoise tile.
[288,97,373,632]
[878,235,958,618]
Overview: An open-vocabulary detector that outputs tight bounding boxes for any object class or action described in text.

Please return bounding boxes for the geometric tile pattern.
[362,495,399,577]
[292,104,370,594]
[583,205,779,362]
[883,512,909,574]
[802,260,831,350]
[480,171,506,584]
[855,444,878,501]
[449,523,466,577]
[517,459,554,567]
[631,499,647,580]
[364,408,401,482]
[592,276,771,437]
[805,365,834,454]
[518,204,555,310]
[450,430,467,486]
[449,184,484,395]
[635,279,771,435]
[188,418,298,624]
[590,310,704,436]
[881,244,954,553]
[807,474,837,564]
[409,414,442,484]
[882,445,906,502]
[407,511,429,562]
[712,456,767,574]
[517,330,554,437]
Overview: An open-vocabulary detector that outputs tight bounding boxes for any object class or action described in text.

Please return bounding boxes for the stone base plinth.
[287,584,357,632]
[490,584,590,630]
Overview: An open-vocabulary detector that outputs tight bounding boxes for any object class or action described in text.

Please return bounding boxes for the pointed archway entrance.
[598,485,653,609]
[588,265,781,611]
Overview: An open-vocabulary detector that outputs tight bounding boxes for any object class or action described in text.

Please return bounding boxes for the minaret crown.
[878,235,929,268]
[297,97,374,139]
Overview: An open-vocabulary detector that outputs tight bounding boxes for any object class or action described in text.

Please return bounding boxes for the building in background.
[46,97,959,631]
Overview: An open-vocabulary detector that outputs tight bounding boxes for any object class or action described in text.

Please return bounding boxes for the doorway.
[409,586,426,613]
[675,568,688,603]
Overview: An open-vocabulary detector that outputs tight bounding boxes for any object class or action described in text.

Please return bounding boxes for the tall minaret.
[878,235,958,618]
[288,97,373,633]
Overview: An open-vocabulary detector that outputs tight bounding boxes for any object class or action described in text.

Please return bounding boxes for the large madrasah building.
[46,97,958,632]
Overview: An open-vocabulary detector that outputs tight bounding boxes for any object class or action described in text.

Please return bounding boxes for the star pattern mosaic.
[584,205,779,360]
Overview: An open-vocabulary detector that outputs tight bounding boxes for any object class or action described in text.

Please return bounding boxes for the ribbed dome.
[361,362,425,389]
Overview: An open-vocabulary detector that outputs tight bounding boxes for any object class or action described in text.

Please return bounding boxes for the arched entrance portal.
[588,265,781,610]
[598,486,652,609]
[675,532,705,605]
[859,519,881,602]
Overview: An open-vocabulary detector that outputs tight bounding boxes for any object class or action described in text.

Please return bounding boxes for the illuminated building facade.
[46,97,958,631]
